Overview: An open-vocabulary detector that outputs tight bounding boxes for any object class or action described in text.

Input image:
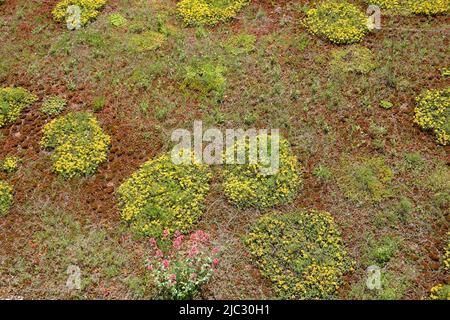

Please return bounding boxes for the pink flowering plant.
[146,229,220,300]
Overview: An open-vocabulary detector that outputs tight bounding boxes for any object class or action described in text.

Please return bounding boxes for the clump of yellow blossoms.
[0,87,37,128]
[177,0,249,26]
[407,0,449,15]
[0,181,13,216]
[222,135,302,209]
[366,0,401,9]
[366,0,449,15]
[52,0,106,26]
[117,153,212,238]
[430,284,450,300]
[1,156,19,173]
[245,210,353,299]
[414,88,449,146]
[40,112,110,178]
[303,1,369,44]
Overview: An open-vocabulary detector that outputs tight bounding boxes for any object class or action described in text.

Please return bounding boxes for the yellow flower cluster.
[176,0,249,26]
[1,156,19,173]
[303,1,369,44]
[0,87,37,128]
[444,232,450,271]
[245,210,353,299]
[414,88,449,145]
[40,112,110,178]
[430,284,450,300]
[367,0,449,15]
[0,180,13,216]
[52,0,106,26]
[117,153,212,238]
[222,135,302,209]
[367,0,401,9]
[407,0,449,15]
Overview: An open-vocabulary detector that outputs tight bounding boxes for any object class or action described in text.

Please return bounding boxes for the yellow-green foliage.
[182,61,226,100]
[330,46,377,74]
[224,33,256,55]
[41,96,67,116]
[108,13,127,27]
[407,0,449,15]
[0,87,37,128]
[338,157,394,204]
[177,0,249,26]
[222,135,302,209]
[303,1,369,44]
[52,0,106,26]
[0,181,13,216]
[414,88,449,145]
[1,156,19,173]
[430,284,450,300]
[129,31,166,52]
[117,153,212,238]
[245,210,353,299]
[40,112,110,178]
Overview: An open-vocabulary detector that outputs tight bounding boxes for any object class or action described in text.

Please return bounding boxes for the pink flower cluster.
[146,229,221,286]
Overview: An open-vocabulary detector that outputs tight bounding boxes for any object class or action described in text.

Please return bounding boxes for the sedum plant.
[245,210,353,299]
[414,88,449,146]
[40,112,110,178]
[177,0,249,26]
[52,0,106,26]
[41,96,67,116]
[1,156,20,173]
[0,87,37,128]
[303,1,369,44]
[0,181,13,216]
[222,134,302,209]
[117,153,212,238]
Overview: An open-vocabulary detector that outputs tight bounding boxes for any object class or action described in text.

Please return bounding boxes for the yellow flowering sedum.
[1,156,19,173]
[40,112,110,178]
[407,0,449,15]
[52,0,106,26]
[222,135,302,209]
[366,0,449,14]
[117,153,212,238]
[366,0,401,9]
[0,181,13,216]
[303,1,369,44]
[177,0,249,26]
[414,88,449,145]
[245,210,353,299]
[0,87,37,128]
[430,284,450,300]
